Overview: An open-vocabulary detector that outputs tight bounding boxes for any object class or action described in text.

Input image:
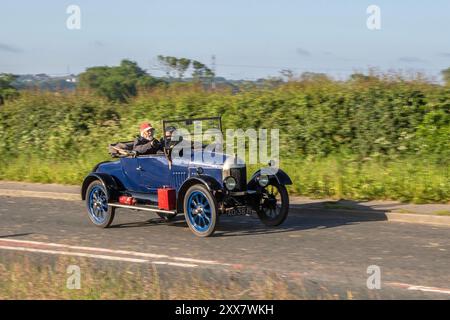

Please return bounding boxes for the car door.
[137,155,171,193]
[119,157,143,192]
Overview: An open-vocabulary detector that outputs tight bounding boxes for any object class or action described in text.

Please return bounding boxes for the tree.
[157,56,192,80]
[156,56,214,83]
[117,59,147,78]
[441,67,450,86]
[349,73,379,82]
[157,55,178,79]
[191,60,214,81]
[0,73,19,105]
[280,69,294,82]
[175,58,191,79]
[299,72,330,82]
[78,60,163,102]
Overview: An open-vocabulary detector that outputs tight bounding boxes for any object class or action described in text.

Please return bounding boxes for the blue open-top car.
[81,116,292,237]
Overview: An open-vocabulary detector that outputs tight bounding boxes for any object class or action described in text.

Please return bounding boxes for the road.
[0,195,449,299]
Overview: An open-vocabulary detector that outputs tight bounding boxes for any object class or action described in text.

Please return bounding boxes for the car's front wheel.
[183,184,218,237]
[86,180,115,228]
[256,181,289,226]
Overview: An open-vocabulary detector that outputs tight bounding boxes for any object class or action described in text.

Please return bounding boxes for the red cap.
[139,122,153,133]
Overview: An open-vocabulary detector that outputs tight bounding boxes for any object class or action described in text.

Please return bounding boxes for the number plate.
[226,206,253,216]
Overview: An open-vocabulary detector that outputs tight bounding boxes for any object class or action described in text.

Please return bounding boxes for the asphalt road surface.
[0,196,449,299]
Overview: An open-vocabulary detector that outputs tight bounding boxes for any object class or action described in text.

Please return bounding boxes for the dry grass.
[434,210,450,216]
[0,255,310,300]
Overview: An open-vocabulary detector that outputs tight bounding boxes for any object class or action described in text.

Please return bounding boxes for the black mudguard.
[81,172,120,202]
[247,168,292,190]
[176,175,223,212]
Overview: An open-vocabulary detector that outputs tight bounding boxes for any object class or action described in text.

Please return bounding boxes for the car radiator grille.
[230,167,247,191]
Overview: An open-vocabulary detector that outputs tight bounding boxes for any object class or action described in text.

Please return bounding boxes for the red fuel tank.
[158,187,176,211]
[118,196,136,206]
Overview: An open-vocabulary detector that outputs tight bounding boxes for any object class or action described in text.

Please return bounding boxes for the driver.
[110,122,160,156]
[131,122,161,155]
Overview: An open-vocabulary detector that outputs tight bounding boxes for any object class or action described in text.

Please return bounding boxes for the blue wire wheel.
[86,181,115,228]
[184,185,217,237]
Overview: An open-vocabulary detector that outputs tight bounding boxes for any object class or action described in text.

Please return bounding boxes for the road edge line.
[0,189,79,201]
[289,207,450,227]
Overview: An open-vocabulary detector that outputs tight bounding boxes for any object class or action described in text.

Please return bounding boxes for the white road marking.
[406,285,450,295]
[0,189,78,201]
[153,261,198,268]
[0,238,227,266]
[387,282,450,295]
[171,256,222,264]
[0,245,149,264]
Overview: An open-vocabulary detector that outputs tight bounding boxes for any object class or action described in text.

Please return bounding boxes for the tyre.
[85,180,115,228]
[183,184,218,237]
[256,181,289,226]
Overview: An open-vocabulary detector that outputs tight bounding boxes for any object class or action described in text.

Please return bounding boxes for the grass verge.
[0,252,391,300]
[0,156,448,204]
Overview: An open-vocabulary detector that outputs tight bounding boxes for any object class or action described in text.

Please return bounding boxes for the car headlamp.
[196,167,204,175]
[258,174,270,187]
[224,176,237,191]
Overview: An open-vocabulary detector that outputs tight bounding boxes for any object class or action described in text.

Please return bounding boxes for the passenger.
[160,126,177,151]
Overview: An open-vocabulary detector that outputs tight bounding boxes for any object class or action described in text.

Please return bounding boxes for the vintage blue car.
[81,116,292,237]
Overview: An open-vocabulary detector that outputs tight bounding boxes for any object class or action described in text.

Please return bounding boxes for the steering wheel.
[111,146,137,158]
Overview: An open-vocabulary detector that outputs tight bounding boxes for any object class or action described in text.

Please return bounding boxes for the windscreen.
[163,117,223,148]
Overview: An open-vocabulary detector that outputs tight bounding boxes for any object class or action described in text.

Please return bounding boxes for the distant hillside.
[13,74,77,91]
[11,73,281,93]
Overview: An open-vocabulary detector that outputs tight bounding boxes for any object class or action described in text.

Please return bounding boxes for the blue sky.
[0,0,449,79]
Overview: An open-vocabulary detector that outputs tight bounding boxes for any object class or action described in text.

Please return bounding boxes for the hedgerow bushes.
[0,77,448,203]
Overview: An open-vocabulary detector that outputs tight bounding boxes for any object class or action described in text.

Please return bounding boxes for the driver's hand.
[151,139,160,148]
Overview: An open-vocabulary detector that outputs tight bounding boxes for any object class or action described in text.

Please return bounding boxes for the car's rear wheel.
[256,181,289,226]
[86,180,115,228]
[183,184,218,237]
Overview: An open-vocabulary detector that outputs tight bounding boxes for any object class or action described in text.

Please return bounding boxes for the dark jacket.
[132,136,160,155]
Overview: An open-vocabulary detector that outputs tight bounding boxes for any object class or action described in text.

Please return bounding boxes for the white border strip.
[0,245,149,263]
[387,282,450,295]
[0,238,226,266]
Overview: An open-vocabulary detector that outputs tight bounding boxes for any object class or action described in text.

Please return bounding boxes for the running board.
[108,203,176,215]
